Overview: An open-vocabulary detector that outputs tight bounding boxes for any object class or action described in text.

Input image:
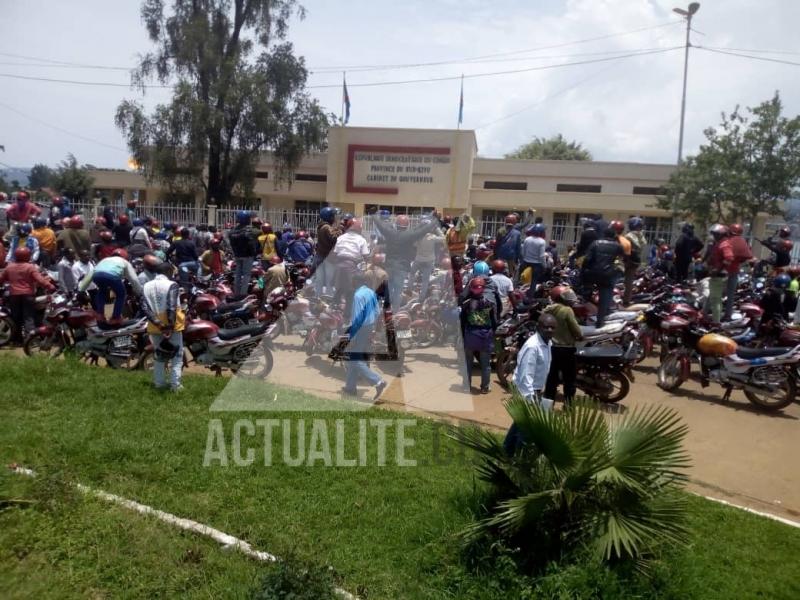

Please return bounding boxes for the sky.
[1,0,799,171]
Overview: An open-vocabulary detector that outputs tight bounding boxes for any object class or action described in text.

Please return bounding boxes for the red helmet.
[261,223,273,234]
[786,265,800,278]
[127,200,138,208]
[550,285,578,305]
[61,217,72,229]
[52,196,63,206]
[269,255,283,265]
[99,231,113,242]
[70,215,84,229]
[504,213,518,225]
[371,253,386,265]
[476,248,492,261]
[659,244,670,253]
[469,276,486,295]
[17,191,30,202]
[609,220,624,234]
[142,254,162,271]
[14,247,32,262]
[94,216,106,226]
[395,215,410,229]
[118,214,129,225]
[728,223,743,236]
[491,259,507,274]
[778,226,791,238]
[439,257,451,270]
[252,217,263,227]
[779,239,794,252]
[112,248,129,260]
[350,218,363,233]
[210,238,222,249]
[487,239,497,249]
[549,240,557,247]
[296,230,307,240]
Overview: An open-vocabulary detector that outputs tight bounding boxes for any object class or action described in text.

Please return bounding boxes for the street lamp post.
[672,2,700,234]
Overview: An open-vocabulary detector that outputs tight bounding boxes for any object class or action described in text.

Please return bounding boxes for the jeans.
[503,391,552,455]
[723,272,739,321]
[92,271,126,320]
[178,261,199,288]
[150,331,184,390]
[233,256,254,297]
[344,327,383,393]
[463,349,491,390]
[708,276,726,323]
[409,260,434,301]
[596,284,614,328]
[314,254,337,296]
[387,267,409,311]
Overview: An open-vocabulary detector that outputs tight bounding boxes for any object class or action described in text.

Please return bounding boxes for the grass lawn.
[1,353,799,599]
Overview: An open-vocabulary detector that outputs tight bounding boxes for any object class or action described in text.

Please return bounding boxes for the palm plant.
[451,396,691,566]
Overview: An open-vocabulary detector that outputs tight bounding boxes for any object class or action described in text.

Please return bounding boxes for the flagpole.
[457,74,464,130]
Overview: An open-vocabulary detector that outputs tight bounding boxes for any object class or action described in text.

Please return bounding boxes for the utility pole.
[672,2,700,234]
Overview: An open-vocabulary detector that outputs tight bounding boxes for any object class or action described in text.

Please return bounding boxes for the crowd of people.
[0,188,796,403]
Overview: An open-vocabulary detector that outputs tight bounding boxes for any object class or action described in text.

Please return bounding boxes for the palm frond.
[482,489,560,538]
[505,396,578,474]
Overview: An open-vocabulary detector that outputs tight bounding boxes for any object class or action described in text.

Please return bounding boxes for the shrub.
[251,555,339,600]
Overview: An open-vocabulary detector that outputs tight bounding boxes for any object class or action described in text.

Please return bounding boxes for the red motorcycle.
[303,299,346,356]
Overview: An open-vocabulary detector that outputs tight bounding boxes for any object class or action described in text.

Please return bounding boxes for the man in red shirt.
[5,191,42,225]
[705,224,734,323]
[725,224,753,320]
[0,247,56,339]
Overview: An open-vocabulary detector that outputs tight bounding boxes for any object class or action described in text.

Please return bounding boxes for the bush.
[250,555,339,600]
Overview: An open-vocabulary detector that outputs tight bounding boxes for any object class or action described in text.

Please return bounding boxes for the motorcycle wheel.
[235,346,275,379]
[0,317,14,347]
[495,348,516,390]
[657,354,687,391]
[744,372,795,411]
[586,370,630,403]
[23,334,67,359]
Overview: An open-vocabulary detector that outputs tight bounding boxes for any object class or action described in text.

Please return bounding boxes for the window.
[364,204,434,216]
[552,212,571,241]
[295,200,326,212]
[483,180,527,191]
[641,216,673,244]
[295,173,327,182]
[632,186,664,195]
[255,171,269,179]
[556,183,601,193]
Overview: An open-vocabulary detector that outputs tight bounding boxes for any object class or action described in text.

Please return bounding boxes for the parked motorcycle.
[658,325,798,411]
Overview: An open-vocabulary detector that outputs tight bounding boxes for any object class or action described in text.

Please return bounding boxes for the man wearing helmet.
[494,214,522,278]
[167,227,200,288]
[114,214,133,247]
[582,227,624,327]
[705,224,734,323]
[94,230,117,262]
[409,220,445,301]
[228,211,261,297]
[373,210,440,309]
[489,259,514,316]
[674,223,703,282]
[78,250,143,322]
[623,217,647,305]
[315,206,342,295]
[200,238,225,277]
[31,217,57,268]
[6,191,42,226]
[0,247,55,340]
[759,273,791,326]
[724,224,753,320]
[543,285,583,404]
[9,223,40,264]
[758,225,793,272]
[57,215,91,256]
[286,230,313,264]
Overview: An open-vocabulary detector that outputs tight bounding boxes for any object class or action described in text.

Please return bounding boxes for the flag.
[458,74,464,128]
[342,73,351,125]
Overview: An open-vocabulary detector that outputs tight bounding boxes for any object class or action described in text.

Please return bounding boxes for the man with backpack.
[228,211,261,297]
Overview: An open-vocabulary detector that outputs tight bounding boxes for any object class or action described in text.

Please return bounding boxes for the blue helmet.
[320,206,336,223]
[774,273,791,289]
[531,223,546,236]
[473,261,490,276]
[17,223,32,235]
[237,210,251,225]
[133,218,144,227]
[628,217,644,231]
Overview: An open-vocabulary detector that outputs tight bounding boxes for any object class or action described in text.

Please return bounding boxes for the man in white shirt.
[489,259,514,316]
[520,224,547,287]
[57,249,77,294]
[504,313,557,455]
[331,219,370,317]
[72,251,96,301]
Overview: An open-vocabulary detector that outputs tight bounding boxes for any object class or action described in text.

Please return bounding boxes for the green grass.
[1,354,799,599]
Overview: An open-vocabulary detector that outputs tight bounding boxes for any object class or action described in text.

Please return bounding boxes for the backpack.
[229,227,254,257]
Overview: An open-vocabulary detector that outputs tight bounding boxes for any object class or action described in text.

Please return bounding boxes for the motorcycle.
[658,325,798,411]
[303,298,346,356]
[574,345,635,403]
[171,318,276,377]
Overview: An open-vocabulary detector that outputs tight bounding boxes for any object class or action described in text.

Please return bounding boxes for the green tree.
[505,134,592,161]
[451,397,690,567]
[660,92,800,231]
[52,154,95,200]
[116,0,329,205]
[28,163,55,190]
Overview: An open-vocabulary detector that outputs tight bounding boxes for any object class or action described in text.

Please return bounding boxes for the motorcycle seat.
[216,322,268,341]
[735,346,794,359]
[214,300,248,313]
[625,303,650,312]
[605,311,639,322]
[580,322,625,338]
[576,346,624,360]
[95,318,141,330]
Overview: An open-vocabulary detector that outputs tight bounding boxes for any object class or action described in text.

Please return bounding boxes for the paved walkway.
[264,335,800,522]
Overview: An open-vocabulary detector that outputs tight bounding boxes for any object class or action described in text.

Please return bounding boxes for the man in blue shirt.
[503,313,556,455]
[343,272,388,400]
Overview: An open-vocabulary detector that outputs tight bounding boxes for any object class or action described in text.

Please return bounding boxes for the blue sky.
[2,0,799,169]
